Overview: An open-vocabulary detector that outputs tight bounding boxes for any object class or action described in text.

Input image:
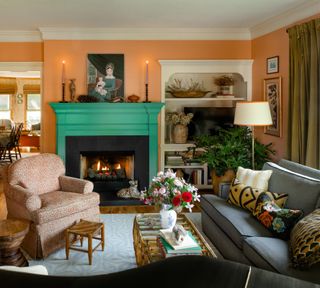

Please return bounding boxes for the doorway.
[0,62,42,156]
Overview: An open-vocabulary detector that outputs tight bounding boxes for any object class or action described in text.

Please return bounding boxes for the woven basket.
[169,91,208,98]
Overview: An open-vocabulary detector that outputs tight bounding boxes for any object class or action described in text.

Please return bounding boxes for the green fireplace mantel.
[50,102,164,181]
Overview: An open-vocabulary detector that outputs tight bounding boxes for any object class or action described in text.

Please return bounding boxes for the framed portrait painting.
[87,54,124,102]
[264,77,282,137]
[266,56,279,74]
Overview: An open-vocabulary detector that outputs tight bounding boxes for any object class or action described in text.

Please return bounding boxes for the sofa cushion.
[253,192,303,240]
[34,191,100,224]
[278,159,320,180]
[236,166,273,190]
[263,162,320,215]
[201,194,273,250]
[227,178,288,212]
[290,209,320,269]
[243,236,320,284]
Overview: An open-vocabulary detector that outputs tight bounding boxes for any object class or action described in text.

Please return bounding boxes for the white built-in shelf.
[165,165,206,169]
[165,97,245,102]
[163,143,195,151]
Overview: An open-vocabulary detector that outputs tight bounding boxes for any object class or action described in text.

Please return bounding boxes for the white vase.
[160,204,177,230]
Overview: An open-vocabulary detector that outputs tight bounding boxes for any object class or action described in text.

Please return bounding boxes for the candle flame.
[62,60,66,64]
[145,60,149,64]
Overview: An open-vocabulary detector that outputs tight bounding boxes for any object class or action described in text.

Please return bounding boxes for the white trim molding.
[0,31,42,42]
[39,27,251,40]
[0,62,43,72]
[250,0,320,39]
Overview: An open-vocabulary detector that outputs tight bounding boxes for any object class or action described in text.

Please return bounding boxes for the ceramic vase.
[172,124,188,144]
[160,204,177,230]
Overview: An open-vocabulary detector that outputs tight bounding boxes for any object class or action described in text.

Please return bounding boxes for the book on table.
[159,229,202,255]
[158,235,202,257]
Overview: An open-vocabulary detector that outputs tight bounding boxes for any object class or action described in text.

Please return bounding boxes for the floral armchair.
[3,153,100,259]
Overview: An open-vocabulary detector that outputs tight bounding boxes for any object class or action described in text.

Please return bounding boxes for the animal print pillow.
[290,209,320,269]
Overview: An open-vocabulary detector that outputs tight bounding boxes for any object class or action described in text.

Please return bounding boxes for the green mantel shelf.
[50,102,164,181]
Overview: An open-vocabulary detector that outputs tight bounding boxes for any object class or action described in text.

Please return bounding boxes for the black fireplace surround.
[65,135,149,206]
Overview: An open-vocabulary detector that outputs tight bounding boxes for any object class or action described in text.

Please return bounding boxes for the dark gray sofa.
[201,159,320,284]
[1,256,319,288]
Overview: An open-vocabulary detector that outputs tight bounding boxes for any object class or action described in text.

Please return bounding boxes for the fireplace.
[65,135,149,205]
[50,102,164,206]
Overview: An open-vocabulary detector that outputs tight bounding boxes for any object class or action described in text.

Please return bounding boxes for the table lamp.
[234,101,272,169]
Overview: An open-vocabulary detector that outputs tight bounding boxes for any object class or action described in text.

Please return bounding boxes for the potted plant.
[166,112,193,144]
[193,127,274,194]
[214,75,235,96]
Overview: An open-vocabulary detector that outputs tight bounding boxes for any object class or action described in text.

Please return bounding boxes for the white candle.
[62,60,66,84]
[145,60,149,84]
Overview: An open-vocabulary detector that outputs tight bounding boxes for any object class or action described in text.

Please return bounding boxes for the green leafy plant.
[193,127,275,176]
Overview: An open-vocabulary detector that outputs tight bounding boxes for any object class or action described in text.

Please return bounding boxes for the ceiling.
[0,0,319,40]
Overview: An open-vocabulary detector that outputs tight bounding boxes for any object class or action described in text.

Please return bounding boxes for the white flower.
[173,179,183,187]
[185,202,194,212]
[157,171,164,177]
[165,169,176,179]
[194,192,201,202]
[159,187,166,195]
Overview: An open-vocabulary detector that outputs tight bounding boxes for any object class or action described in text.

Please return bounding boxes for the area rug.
[29,213,219,276]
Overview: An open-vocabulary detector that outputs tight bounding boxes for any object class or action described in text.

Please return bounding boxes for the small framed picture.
[266,56,279,74]
[264,77,282,137]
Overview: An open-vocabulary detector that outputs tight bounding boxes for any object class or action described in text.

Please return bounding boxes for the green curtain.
[287,18,320,169]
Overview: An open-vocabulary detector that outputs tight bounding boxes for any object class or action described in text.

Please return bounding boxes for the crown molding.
[250,0,320,39]
[0,31,42,42]
[39,27,251,40]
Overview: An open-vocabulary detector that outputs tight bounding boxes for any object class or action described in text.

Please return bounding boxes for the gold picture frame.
[264,77,282,137]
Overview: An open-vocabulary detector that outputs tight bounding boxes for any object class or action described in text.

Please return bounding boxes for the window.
[0,94,11,119]
[26,94,41,130]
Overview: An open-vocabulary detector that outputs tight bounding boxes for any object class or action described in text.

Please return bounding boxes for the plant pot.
[211,169,235,195]
[160,204,177,230]
[172,124,188,144]
[220,85,233,95]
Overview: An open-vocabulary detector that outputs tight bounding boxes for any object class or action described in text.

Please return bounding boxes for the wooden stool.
[65,219,104,265]
[0,219,30,267]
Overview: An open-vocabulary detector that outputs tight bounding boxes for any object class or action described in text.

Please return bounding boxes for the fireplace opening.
[66,135,149,206]
[81,151,134,182]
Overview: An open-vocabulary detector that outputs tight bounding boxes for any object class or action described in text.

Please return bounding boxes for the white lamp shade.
[234,101,273,126]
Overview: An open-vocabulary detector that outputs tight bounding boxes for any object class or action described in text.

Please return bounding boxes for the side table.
[65,219,104,265]
[0,219,30,267]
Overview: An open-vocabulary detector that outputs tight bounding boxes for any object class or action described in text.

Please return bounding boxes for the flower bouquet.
[141,169,200,213]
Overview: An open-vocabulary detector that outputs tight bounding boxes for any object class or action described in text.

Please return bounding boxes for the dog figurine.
[117,180,140,199]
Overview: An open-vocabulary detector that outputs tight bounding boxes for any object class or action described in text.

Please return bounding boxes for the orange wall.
[252,28,289,160]
[0,42,43,61]
[42,40,251,153]
[252,13,320,161]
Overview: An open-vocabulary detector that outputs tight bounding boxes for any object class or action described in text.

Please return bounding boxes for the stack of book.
[166,155,184,166]
[158,228,202,258]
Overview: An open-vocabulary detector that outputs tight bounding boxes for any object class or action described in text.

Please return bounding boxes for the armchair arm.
[59,176,94,194]
[7,185,41,212]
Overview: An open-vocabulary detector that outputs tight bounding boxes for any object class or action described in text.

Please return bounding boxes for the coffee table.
[133,213,216,266]
[0,219,30,267]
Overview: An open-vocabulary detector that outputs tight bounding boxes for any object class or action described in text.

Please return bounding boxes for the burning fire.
[114,163,121,170]
[96,161,109,172]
